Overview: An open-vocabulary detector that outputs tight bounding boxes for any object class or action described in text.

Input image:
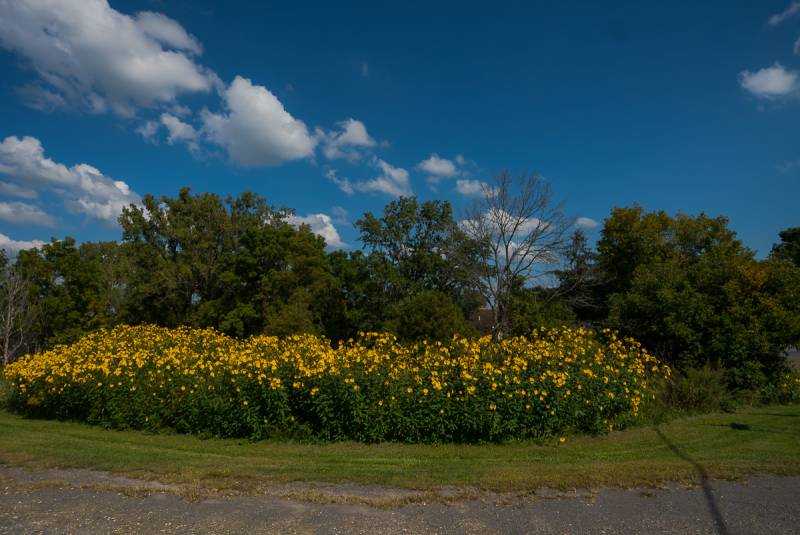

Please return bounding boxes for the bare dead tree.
[462,171,571,339]
[1,265,36,365]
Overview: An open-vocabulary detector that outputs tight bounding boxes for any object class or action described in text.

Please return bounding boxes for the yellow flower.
[3,323,667,443]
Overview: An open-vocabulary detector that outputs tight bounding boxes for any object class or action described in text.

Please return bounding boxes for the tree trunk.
[3,295,11,365]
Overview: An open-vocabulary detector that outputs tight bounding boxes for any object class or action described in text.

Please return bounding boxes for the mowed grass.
[0,405,798,493]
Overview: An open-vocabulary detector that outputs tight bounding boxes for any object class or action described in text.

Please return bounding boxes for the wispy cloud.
[0,181,38,199]
[352,158,412,197]
[768,2,800,26]
[326,158,412,197]
[326,169,354,195]
[161,113,200,154]
[331,206,349,225]
[455,179,494,197]
[777,159,800,173]
[0,201,57,227]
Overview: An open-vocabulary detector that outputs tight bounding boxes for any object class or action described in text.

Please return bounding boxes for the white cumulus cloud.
[0,135,141,224]
[0,233,45,254]
[351,159,412,197]
[135,11,203,55]
[0,0,215,115]
[288,213,346,249]
[316,119,377,161]
[202,76,316,166]
[455,179,492,196]
[739,63,799,98]
[419,154,458,177]
[418,153,465,187]
[0,201,57,227]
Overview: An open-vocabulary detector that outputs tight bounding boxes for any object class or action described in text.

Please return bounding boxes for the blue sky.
[0,0,798,256]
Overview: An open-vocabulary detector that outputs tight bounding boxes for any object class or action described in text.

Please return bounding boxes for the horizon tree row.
[1,173,799,388]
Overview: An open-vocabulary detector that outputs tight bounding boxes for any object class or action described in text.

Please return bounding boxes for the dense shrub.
[661,366,735,413]
[642,364,800,420]
[760,369,800,404]
[388,290,475,342]
[4,325,667,442]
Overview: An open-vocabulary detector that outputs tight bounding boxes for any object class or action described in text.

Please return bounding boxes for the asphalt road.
[0,467,798,534]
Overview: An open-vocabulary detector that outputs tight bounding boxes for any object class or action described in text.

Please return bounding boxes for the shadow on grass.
[698,422,800,436]
[654,427,730,535]
[734,411,800,418]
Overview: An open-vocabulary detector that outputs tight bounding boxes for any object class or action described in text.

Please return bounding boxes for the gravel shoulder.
[0,466,798,534]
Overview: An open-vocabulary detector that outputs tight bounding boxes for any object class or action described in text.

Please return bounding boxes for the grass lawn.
[0,405,798,493]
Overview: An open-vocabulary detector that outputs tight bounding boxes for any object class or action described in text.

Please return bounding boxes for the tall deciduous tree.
[119,189,334,338]
[119,188,240,327]
[15,238,111,347]
[356,196,482,323]
[599,208,800,377]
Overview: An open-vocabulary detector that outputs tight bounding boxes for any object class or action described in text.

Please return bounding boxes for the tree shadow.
[654,427,730,535]
[735,411,800,418]
[698,422,796,435]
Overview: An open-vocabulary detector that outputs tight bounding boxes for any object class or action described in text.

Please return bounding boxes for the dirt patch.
[0,466,591,507]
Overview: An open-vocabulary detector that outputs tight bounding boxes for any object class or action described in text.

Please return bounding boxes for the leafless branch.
[1,266,37,364]
[461,171,571,338]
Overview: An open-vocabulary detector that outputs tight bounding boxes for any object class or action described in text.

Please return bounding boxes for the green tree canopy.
[14,238,115,346]
[598,207,800,376]
[356,196,482,324]
[119,189,334,337]
[771,227,800,267]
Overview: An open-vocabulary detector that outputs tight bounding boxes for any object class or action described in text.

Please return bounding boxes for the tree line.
[1,172,799,387]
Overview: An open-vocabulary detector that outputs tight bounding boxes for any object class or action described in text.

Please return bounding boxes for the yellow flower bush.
[4,325,669,442]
